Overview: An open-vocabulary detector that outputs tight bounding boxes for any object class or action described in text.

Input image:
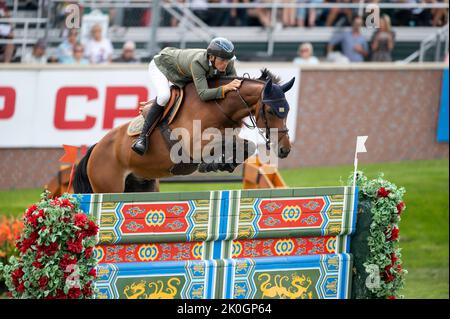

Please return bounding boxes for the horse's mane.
[213,68,281,85]
[256,68,282,84]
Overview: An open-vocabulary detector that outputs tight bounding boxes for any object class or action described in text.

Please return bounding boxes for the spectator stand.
[1,0,449,63]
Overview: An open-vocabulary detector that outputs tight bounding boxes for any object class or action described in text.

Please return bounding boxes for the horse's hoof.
[198,163,219,173]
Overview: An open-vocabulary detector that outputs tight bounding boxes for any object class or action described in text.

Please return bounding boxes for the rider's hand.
[223,79,242,93]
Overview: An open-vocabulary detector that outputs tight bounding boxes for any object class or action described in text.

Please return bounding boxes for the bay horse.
[73,69,295,194]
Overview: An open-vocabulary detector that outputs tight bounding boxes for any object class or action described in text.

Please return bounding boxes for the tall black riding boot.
[132,102,165,156]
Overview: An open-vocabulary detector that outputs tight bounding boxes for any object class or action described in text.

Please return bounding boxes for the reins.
[214,75,288,151]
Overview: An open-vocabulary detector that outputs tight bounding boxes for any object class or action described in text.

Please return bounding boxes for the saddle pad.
[127,87,184,137]
[127,115,145,137]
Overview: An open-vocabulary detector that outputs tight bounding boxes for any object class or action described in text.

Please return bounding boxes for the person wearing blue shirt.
[56,29,78,63]
[327,16,369,62]
[61,43,89,65]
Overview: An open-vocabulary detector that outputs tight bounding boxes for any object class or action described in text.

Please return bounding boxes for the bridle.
[214,77,289,151]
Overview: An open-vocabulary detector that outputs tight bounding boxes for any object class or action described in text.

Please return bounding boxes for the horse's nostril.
[279,147,290,157]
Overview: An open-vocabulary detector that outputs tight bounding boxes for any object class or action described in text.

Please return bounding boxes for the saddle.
[127,86,184,137]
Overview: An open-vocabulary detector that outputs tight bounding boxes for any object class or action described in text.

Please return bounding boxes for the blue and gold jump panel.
[95,253,353,299]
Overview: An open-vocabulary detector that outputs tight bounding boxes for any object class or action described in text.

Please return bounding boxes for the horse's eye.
[267,108,274,115]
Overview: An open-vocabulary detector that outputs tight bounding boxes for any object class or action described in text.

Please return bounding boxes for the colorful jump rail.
[75,186,366,299]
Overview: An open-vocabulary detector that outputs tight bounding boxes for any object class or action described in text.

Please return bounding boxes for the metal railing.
[402,23,449,63]
[0,17,48,62]
[2,0,449,61]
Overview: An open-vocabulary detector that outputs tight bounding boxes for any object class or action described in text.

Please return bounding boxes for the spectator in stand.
[249,0,273,28]
[207,0,232,26]
[61,43,89,64]
[0,0,15,63]
[23,38,48,64]
[282,0,297,27]
[431,0,448,26]
[84,24,113,64]
[56,29,79,63]
[296,0,324,27]
[230,0,250,26]
[371,14,395,62]
[113,41,139,63]
[190,0,209,23]
[327,15,368,62]
[293,43,320,64]
[325,0,354,27]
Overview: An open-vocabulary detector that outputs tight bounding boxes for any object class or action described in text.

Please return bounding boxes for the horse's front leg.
[198,138,256,173]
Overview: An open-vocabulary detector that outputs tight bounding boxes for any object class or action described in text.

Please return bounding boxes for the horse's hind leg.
[124,174,160,192]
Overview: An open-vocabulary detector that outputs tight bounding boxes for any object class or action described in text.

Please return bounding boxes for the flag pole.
[353,150,358,190]
[67,162,76,193]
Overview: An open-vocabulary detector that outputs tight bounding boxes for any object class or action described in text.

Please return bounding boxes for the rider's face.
[210,56,229,72]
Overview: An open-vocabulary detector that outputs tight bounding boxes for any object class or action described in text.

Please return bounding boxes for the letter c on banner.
[54,86,98,129]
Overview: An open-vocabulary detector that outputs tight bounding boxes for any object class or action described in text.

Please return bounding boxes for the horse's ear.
[264,78,273,96]
[281,77,295,93]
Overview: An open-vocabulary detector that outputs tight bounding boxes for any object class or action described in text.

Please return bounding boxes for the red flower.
[32,261,44,269]
[74,213,88,228]
[39,276,49,289]
[383,267,395,282]
[50,199,61,206]
[68,287,82,299]
[67,238,83,254]
[377,187,390,198]
[60,253,78,270]
[16,282,25,293]
[390,253,398,265]
[25,204,38,218]
[84,220,99,237]
[27,209,45,228]
[396,202,405,215]
[11,267,24,286]
[56,289,67,299]
[61,198,74,209]
[83,282,93,297]
[47,242,59,256]
[387,295,396,300]
[388,227,400,241]
[38,241,59,256]
[88,268,97,277]
[84,247,94,259]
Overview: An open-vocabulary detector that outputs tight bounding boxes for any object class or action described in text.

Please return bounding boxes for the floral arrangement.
[0,191,98,299]
[352,171,407,299]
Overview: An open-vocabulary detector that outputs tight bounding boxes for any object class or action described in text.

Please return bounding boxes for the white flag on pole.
[356,136,368,154]
[353,136,368,189]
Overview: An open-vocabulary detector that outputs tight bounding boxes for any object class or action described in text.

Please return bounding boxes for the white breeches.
[148,59,172,106]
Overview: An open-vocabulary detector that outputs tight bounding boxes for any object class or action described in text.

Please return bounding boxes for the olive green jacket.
[153,47,237,101]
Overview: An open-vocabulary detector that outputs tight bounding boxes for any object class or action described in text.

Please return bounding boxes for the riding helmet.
[207,37,236,61]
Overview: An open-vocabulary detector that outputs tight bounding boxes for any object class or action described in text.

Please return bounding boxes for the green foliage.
[351,171,407,299]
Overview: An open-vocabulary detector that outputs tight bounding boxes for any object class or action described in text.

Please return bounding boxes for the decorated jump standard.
[74,186,362,299]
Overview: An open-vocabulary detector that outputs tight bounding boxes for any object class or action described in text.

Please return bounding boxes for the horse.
[73,69,295,194]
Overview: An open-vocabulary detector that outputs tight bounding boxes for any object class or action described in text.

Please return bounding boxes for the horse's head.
[257,74,295,159]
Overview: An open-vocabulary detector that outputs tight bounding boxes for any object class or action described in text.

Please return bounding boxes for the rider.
[132,37,243,156]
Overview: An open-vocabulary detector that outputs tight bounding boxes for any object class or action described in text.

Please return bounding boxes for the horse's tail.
[73,144,96,194]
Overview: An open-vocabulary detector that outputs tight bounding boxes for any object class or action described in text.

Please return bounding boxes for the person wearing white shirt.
[23,38,48,64]
[84,24,113,64]
[293,42,319,65]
